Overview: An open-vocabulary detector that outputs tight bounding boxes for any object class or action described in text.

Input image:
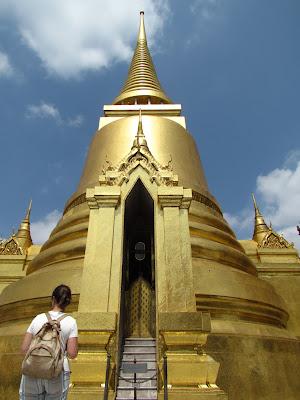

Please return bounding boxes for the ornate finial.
[138,11,146,42]
[132,109,149,150]
[113,12,172,105]
[138,108,143,136]
[252,193,258,212]
[251,193,270,244]
[25,199,32,221]
[15,200,33,251]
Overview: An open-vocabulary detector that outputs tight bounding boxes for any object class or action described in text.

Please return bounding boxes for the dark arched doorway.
[121,179,155,338]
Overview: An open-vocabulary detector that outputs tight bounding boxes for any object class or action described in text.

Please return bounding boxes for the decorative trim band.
[64,193,86,215]
[64,190,222,216]
[192,191,222,216]
[0,295,79,325]
[195,294,288,328]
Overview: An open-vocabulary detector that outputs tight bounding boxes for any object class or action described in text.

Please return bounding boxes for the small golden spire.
[252,193,270,244]
[16,199,33,251]
[114,12,172,105]
[25,199,32,221]
[132,109,149,150]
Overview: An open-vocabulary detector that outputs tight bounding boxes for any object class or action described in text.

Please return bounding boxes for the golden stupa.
[1,12,300,400]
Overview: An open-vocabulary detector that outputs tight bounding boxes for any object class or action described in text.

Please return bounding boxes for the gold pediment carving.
[260,231,293,249]
[99,141,178,188]
[0,237,23,255]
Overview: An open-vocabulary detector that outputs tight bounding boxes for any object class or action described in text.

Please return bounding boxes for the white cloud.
[280,225,300,252]
[0,0,169,78]
[257,159,300,228]
[224,209,252,233]
[225,150,300,251]
[256,153,300,250]
[67,115,84,127]
[26,101,83,127]
[0,51,13,77]
[31,210,61,244]
[190,0,220,19]
[187,0,225,48]
[26,102,62,122]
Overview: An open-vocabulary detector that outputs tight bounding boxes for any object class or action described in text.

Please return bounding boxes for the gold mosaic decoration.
[0,237,23,255]
[127,277,153,338]
[260,231,293,249]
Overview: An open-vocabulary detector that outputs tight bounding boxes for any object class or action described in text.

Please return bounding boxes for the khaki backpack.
[22,313,68,379]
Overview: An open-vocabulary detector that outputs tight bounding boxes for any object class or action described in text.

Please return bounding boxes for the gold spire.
[252,193,270,244]
[16,199,33,251]
[132,109,149,150]
[113,11,172,105]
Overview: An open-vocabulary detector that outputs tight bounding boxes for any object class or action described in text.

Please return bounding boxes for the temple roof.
[113,12,172,105]
[252,194,293,249]
[0,200,33,255]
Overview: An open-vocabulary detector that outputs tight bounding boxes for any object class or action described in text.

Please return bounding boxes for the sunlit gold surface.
[69,113,211,206]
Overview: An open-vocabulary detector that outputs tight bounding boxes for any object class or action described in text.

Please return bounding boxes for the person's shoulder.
[32,312,47,322]
[36,312,48,318]
[64,315,77,324]
[27,312,47,333]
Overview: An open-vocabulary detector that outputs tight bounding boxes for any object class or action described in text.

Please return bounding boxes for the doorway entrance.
[121,179,155,338]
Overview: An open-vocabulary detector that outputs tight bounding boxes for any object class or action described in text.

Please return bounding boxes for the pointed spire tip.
[251,193,270,243]
[252,193,258,211]
[25,199,32,220]
[113,11,171,105]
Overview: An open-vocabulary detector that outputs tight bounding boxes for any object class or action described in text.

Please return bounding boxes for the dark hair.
[52,284,71,309]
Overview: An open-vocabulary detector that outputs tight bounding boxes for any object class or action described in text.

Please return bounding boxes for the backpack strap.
[46,312,52,322]
[57,314,68,322]
[46,312,68,323]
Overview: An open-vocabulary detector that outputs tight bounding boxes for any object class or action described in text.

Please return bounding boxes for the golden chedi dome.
[1,12,298,400]
[0,9,287,334]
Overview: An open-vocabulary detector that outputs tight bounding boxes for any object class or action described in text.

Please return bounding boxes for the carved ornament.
[99,144,178,188]
[0,237,23,255]
[259,231,293,249]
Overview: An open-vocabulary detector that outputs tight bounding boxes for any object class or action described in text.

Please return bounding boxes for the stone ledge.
[159,312,211,332]
[75,311,117,331]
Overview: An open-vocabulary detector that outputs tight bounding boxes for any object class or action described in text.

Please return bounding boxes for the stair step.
[116,398,157,400]
[121,361,156,369]
[116,389,157,398]
[118,376,157,388]
[119,372,157,378]
[117,338,157,399]
[120,369,156,377]
[123,349,156,355]
[125,337,155,340]
[117,386,157,393]
[125,339,155,345]
[124,344,155,347]
[123,354,156,361]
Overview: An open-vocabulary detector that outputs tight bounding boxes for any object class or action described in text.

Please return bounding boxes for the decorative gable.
[99,113,178,188]
[260,231,293,249]
[0,237,23,255]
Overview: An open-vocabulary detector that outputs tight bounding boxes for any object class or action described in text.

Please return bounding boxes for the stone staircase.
[116,338,157,400]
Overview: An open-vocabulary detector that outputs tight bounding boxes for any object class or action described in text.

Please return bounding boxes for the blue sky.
[0,0,299,249]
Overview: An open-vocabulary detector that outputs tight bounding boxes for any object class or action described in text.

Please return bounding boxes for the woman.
[19,284,78,399]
